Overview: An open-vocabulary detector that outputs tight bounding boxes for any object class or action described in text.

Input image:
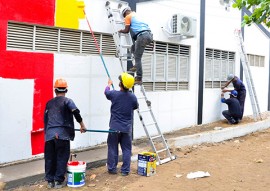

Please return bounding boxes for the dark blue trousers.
[44,139,70,182]
[107,132,132,174]
[238,91,246,119]
[222,110,240,124]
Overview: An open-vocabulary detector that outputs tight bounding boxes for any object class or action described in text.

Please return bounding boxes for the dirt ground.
[11,112,270,191]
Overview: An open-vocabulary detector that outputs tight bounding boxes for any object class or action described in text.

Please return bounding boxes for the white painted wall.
[244,25,269,116]
[0,78,34,163]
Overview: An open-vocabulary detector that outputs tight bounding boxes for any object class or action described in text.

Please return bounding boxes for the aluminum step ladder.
[105,0,175,165]
[234,29,261,121]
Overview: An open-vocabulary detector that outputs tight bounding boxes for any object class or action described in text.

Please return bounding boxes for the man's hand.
[80,122,87,133]
[108,79,113,87]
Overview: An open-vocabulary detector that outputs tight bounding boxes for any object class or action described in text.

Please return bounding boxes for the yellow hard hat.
[54,78,68,88]
[119,72,134,89]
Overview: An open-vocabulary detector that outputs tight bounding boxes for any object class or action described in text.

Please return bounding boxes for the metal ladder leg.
[235,29,261,121]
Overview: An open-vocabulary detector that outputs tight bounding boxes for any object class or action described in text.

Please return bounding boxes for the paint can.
[67,161,86,187]
[137,152,156,176]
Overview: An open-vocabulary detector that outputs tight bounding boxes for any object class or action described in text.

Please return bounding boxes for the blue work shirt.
[221,97,242,118]
[233,77,246,96]
[44,96,78,141]
[105,87,138,133]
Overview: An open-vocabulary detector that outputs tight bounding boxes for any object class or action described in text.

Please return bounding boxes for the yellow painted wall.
[55,0,85,29]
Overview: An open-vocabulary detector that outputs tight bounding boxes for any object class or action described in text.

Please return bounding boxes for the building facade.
[0,0,269,164]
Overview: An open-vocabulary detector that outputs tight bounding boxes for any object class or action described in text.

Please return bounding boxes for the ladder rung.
[139,109,151,113]
[157,156,176,165]
[111,9,120,12]
[145,122,157,127]
[137,96,146,99]
[156,148,168,154]
[150,134,161,140]
[120,53,133,57]
[115,21,125,24]
[121,44,132,48]
[120,57,133,61]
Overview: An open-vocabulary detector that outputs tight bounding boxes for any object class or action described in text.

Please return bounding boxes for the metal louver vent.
[229,52,235,60]
[205,48,236,89]
[206,48,213,58]
[60,29,80,53]
[155,42,167,53]
[143,82,154,91]
[168,55,177,81]
[180,45,190,56]
[101,34,116,55]
[35,26,58,51]
[168,44,179,54]
[82,32,99,55]
[154,82,166,91]
[180,57,188,81]
[142,53,153,81]
[179,82,188,90]
[155,55,165,80]
[7,22,33,50]
[167,82,178,91]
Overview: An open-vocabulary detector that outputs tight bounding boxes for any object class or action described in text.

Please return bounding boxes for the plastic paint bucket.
[67,161,86,187]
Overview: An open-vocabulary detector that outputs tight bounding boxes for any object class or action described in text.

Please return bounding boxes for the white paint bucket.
[67,161,86,187]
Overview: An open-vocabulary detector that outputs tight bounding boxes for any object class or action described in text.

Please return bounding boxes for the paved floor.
[1,118,270,190]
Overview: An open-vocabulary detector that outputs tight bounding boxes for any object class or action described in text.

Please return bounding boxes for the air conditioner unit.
[171,14,196,37]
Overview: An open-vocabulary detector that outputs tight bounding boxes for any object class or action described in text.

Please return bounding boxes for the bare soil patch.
[10,112,270,191]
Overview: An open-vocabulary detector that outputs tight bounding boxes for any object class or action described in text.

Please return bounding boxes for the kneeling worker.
[221,90,242,124]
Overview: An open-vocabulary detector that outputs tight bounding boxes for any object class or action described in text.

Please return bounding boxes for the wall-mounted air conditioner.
[171,14,196,37]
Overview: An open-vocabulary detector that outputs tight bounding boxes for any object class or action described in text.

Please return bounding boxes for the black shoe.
[54,181,65,189]
[121,172,129,176]
[47,182,54,189]
[129,66,137,72]
[135,77,142,85]
[108,170,117,174]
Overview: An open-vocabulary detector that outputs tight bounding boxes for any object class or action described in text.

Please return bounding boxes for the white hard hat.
[227,74,235,81]
[121,6,131,17]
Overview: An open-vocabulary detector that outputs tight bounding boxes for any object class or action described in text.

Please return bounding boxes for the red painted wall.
[0,0,55,155]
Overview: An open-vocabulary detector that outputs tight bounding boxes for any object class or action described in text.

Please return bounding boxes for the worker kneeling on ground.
[104,72,138,176]
[221,90,242,125]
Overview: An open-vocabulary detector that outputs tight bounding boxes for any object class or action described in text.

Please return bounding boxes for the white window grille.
[205,48,235,88]
[143,41,190,91]
[247,54,265,67]
[7,22,116,55]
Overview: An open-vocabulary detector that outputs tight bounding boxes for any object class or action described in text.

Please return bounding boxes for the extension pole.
[75,129,118,133]
[82,9,114,89]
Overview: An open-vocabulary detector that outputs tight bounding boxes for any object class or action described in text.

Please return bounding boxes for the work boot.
[135,77,142,85]
[54,181,65,189]
[129,66,137,72]
[121,172,129,176]
[108,170,117,174]
[47,182,54,189]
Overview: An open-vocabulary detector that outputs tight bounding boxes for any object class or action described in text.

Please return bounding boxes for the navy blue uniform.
[44,96,78,183]
[221,97,242,124]
[232,77,246,119]
[105,86,138,174]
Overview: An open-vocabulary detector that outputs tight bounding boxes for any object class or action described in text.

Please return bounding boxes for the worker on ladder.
[222,74,246,120]
[118,6,153,84]
[105,73,138,176]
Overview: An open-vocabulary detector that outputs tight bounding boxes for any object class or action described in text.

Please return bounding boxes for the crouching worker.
[221,90,242,125]
[104,73,138,176]
[44,78,86,189]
